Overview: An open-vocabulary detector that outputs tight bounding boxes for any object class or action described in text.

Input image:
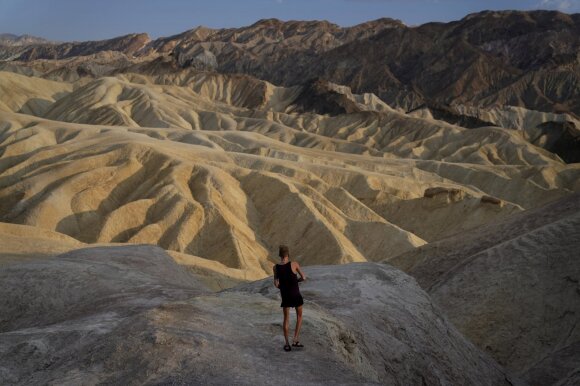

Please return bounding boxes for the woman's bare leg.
[283,307,290,346]
[293,305,303,343]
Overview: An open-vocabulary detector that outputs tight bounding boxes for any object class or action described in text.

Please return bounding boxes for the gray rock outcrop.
[0,245,523,385]
[388,193,580,385]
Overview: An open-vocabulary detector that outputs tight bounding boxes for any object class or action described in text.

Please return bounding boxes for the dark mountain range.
[2,10,578,117]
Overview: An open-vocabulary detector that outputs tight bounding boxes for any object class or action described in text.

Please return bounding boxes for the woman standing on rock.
[273,245,306,352]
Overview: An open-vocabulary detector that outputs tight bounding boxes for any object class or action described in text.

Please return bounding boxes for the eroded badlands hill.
[1,70,578,278]
[1,11,579,385]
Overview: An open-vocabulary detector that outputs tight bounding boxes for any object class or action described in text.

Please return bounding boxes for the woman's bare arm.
[295,262,306,282]
[273,265,280,288]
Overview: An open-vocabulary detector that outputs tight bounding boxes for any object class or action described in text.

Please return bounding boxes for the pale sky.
[0,0,579,41]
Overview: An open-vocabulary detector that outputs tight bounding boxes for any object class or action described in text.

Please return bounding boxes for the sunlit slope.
[1,71,578,270]
[0,113,430,275]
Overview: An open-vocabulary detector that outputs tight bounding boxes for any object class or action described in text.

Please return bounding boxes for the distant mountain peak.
[0,33,54,46]
[251,18,284,26]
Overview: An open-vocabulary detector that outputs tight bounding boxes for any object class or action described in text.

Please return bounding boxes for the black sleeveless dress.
[275,261,304,308]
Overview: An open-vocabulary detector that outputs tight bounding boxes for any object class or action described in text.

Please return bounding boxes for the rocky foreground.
[0,243,523,385]
[389,193,580,386]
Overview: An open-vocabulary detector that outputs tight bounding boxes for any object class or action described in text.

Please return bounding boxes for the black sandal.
[284,344,291,352]
[292,341,304,348]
